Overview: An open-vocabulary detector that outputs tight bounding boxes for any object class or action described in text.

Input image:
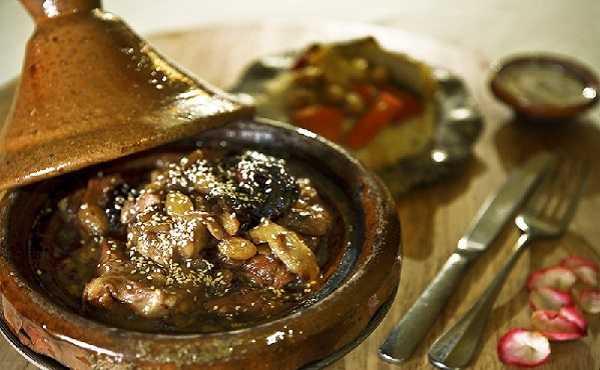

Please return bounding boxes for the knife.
[378,152,556,364]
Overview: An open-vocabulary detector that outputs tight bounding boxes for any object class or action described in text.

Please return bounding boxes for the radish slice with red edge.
[529,287,573,311]
[575,288,600,314]
[560,256,599,270]
[560,256,599,286]
[559,306,588,333]
[497,329,551,367]
[531,309,586,341]
[527,266,577,291]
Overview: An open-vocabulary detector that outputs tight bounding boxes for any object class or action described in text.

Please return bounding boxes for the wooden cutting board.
[1,20,600,370]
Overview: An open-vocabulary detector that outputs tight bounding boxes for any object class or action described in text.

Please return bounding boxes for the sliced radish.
[527,266,577,291]
[560,255,599,270]
[560,256,599,286]
[559,306,588,333]
[573,266,598,286]
[497,328,551,367]
[531,310,586,341]
[575,288,600,314]
[529,287,573,311]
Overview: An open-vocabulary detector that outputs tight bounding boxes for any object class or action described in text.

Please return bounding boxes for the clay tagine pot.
[0,1,402,369]
[0,119,401,369]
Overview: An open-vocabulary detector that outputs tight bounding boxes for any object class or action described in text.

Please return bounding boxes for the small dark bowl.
[0,118,401,370]
[490,54,599,121]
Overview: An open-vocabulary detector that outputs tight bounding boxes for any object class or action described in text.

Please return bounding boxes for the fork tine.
[554,160,590,230]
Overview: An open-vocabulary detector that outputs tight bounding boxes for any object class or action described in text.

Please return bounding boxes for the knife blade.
[378,152,556,364]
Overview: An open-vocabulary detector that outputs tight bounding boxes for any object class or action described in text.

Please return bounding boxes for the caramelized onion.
[249,221,320,281]
[218,237,258,260]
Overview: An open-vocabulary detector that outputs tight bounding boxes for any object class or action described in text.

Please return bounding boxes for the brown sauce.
[30,147,344,333]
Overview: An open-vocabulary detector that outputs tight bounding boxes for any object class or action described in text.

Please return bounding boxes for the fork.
[427,159,589,370]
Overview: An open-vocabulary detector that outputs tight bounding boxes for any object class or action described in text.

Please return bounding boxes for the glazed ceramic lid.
[0,0,254,191]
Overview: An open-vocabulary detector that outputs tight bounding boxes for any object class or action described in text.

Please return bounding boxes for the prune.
[211,151,299,230]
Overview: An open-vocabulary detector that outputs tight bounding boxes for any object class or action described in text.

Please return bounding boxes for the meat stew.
[30,146,345,334]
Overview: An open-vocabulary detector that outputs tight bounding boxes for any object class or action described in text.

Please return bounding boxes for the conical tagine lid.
[0,0,254,190]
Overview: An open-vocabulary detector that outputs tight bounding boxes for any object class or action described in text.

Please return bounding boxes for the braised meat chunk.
[241,254,296,289]
[34,147,336,333]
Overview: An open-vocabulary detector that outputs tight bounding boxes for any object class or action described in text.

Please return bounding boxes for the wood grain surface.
[1,20,600,370]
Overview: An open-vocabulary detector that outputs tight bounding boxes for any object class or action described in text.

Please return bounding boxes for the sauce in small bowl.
[490,54,599,121]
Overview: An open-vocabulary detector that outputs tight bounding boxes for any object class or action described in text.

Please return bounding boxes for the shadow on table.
[396,155,485,261]
[493,115,600,196]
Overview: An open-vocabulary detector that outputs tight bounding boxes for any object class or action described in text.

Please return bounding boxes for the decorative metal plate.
[232,51,483,195]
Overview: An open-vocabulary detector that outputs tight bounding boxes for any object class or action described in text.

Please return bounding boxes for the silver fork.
[428,159,589,370]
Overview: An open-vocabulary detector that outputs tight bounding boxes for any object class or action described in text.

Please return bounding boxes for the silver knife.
[378,152,556,364]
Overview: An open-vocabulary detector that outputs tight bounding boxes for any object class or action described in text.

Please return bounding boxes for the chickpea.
[344,92,365,115]
[294,66,323,86]
[324,83,346,103]
[349,57,369,80]
[371,65,390,85]
[217,237,257,260]
[165,191,194,217]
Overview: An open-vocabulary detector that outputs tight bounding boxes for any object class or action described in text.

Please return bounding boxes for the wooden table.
[1,20,599,370]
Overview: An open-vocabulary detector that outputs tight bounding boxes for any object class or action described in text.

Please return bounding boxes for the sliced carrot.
[345,92,402,149]
[352,83,379,105]
[291,104,344,142]
[381,86,423,122]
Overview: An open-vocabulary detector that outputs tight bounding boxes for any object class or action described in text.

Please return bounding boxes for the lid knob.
[21,0,102,22]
